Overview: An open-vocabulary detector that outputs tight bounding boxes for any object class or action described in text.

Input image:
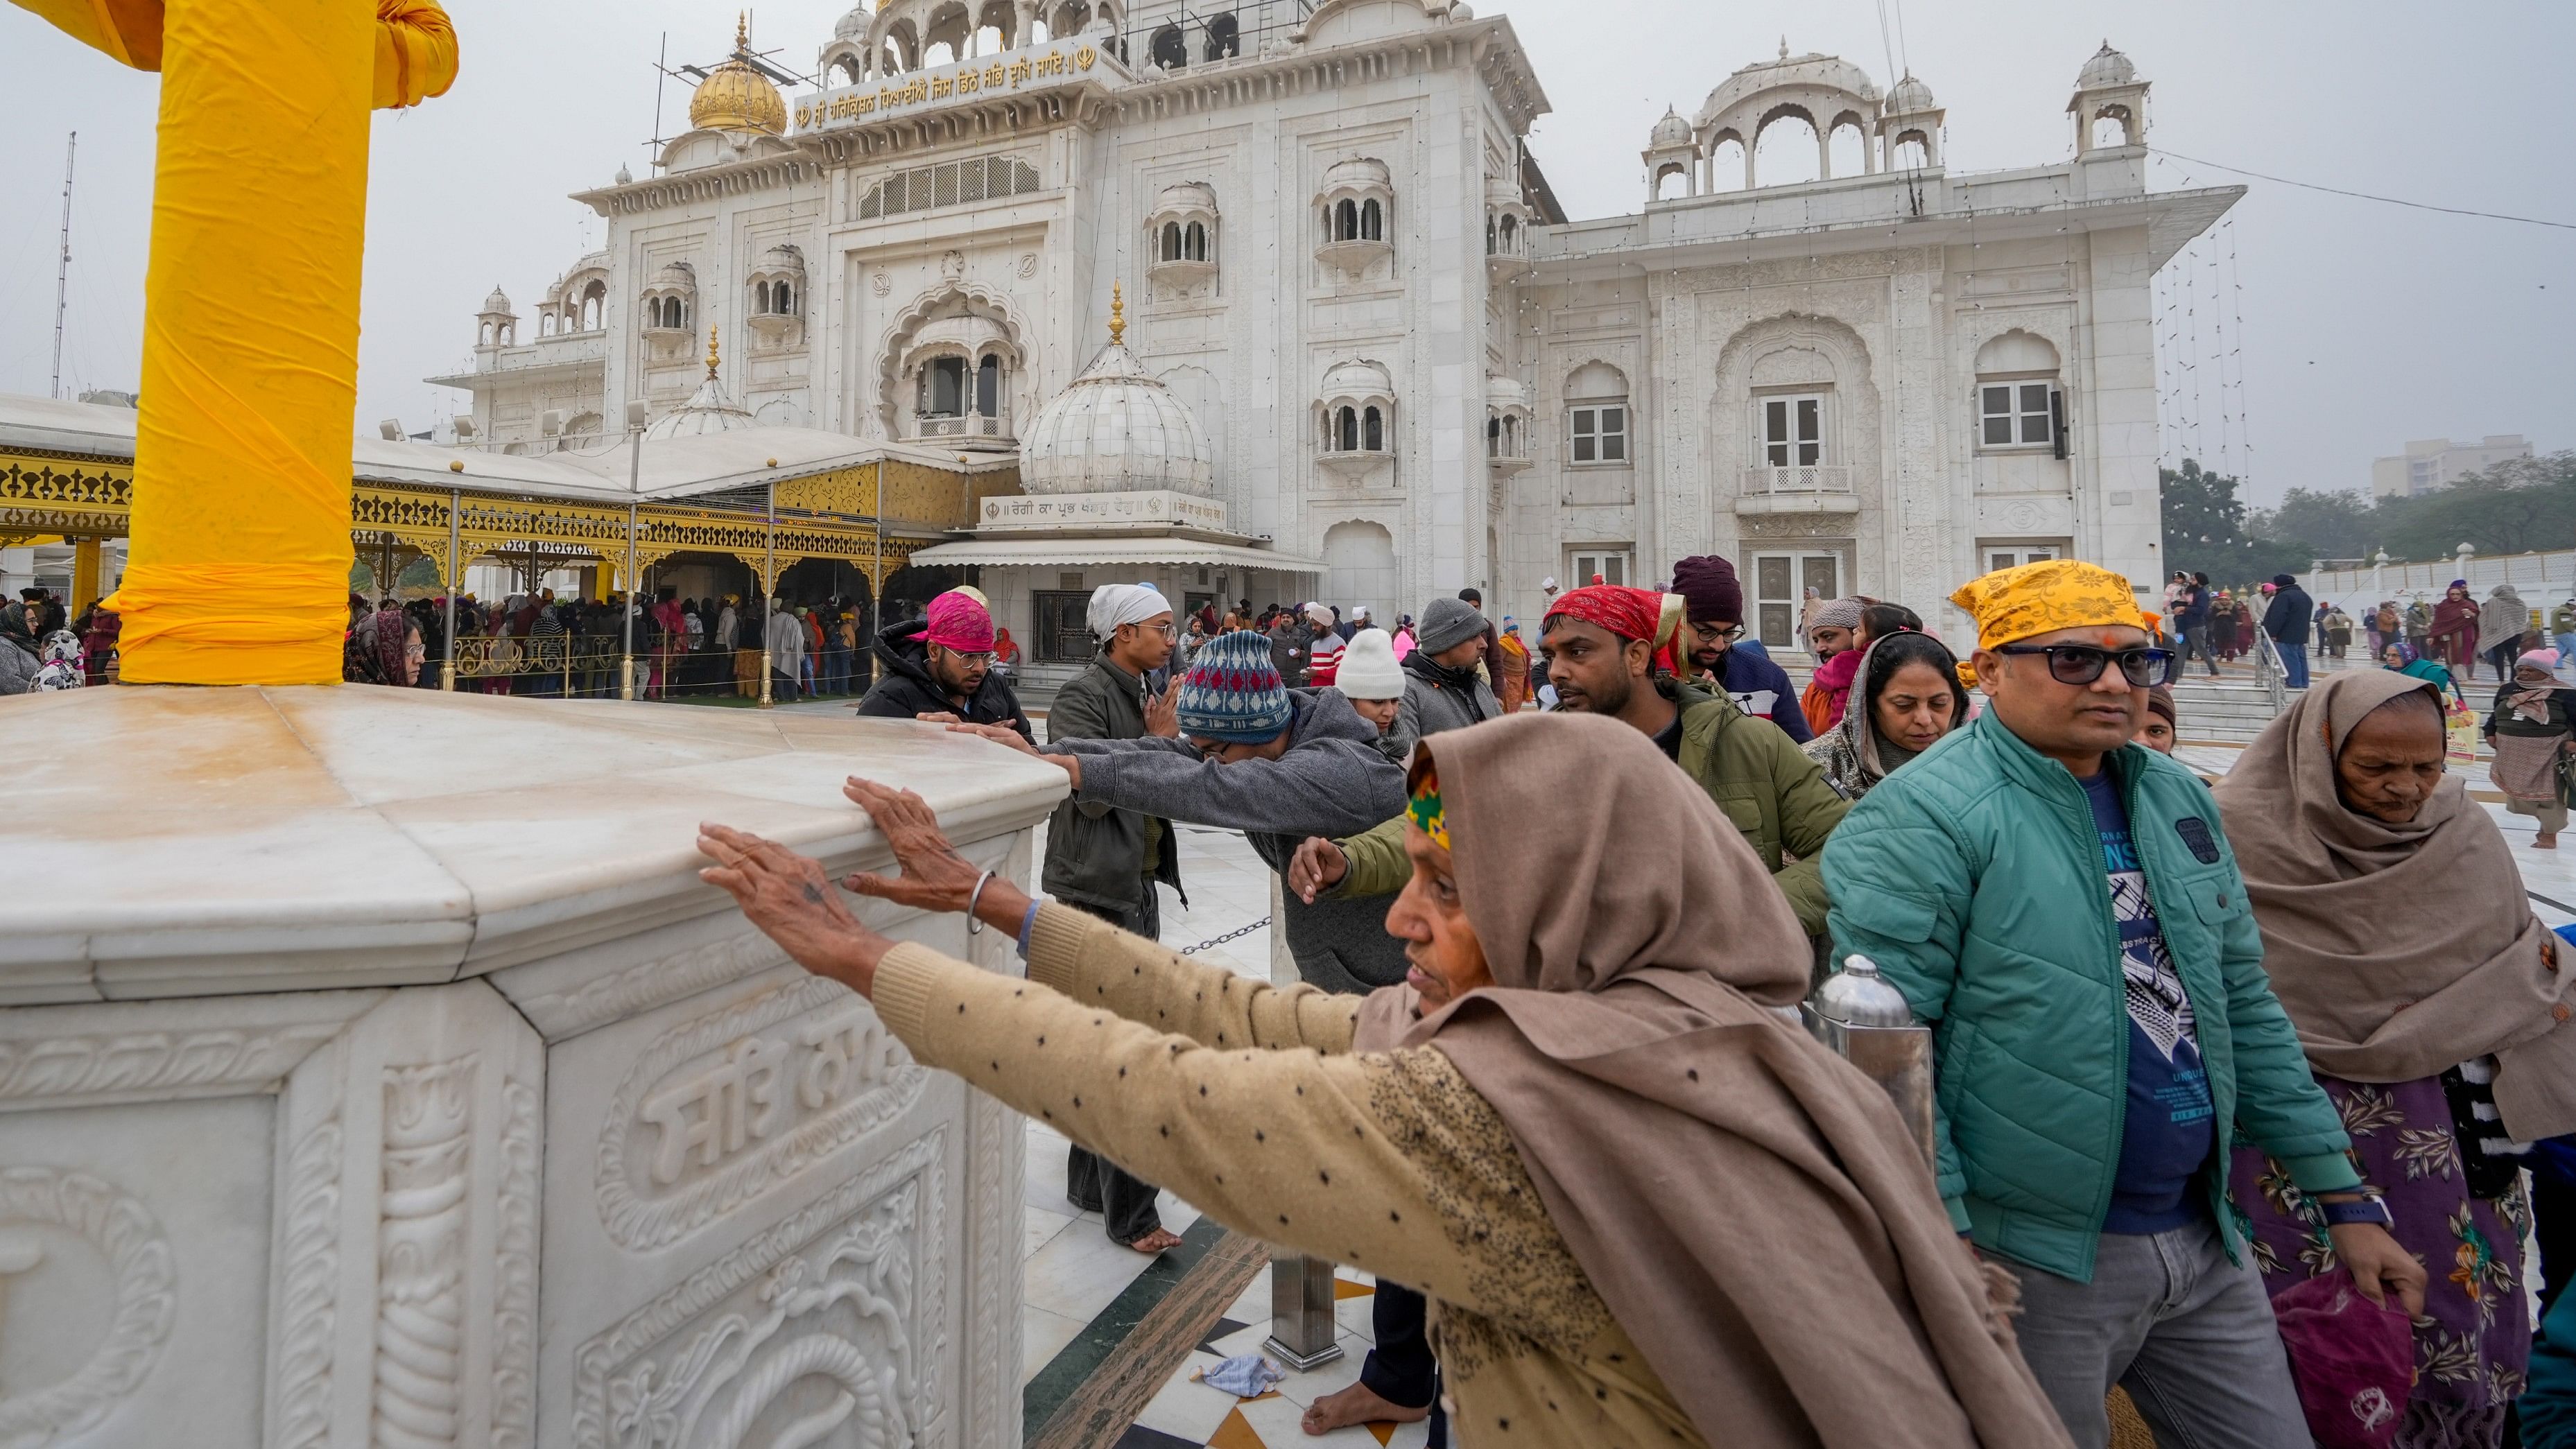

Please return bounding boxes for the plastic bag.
[2446,700,2482,765]
[2272,1270,2414,1449]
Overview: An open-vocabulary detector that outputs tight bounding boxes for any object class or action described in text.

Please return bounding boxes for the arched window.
[1487,415,1500,457]
[582,297,600,330]
[480,322,494,345]
[1161,221,1182,261]
[1337,406,1358,452]
[1184,222,1207,260]
[1500,214,1516,248]
[1204,13,1238,60]
[1485,217,1496,254]
[540,313,555,337]
[1150,24,1186,68]
[1363,406,1383,451]
[976,354,1000,417]
[1360,198,1383,241]
[1504,415,1519,454]
[1334,199,1358,242]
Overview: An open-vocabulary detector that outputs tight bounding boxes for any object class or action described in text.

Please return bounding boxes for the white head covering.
[1087,582,1169,639]
[1303,602,1335,629]
[1338,627,1403,699]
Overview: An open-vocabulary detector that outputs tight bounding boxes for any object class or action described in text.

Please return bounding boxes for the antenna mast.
[51,132,76,401]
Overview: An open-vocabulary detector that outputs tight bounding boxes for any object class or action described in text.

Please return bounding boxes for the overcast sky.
[2,0,2567,505]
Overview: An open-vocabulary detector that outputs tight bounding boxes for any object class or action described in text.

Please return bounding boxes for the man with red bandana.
[1294,582,1849,938]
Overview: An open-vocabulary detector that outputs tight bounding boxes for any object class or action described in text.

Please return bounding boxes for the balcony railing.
[1742,464,1853,494]
[910,411,1012,442]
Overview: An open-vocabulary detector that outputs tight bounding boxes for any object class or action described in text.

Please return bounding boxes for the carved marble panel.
[0,1100,249,1446]
[571,1129,946,1449]
[596,974,928,1252]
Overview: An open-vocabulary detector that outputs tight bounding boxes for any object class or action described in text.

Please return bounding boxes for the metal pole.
[621,413,641,702]
[760,479,776,709]
[51,133,75,401]
[441,489,459,691]
[1263,1255,1343,1371]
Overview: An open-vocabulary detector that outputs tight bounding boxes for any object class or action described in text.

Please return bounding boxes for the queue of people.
[675,551,2576,1449]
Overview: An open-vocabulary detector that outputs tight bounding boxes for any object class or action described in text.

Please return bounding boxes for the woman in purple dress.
[2214,670,2576,1448]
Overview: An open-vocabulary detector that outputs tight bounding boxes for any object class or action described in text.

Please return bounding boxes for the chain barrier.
[1178,917,1270,956]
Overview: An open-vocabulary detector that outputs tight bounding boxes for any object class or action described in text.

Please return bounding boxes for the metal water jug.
[1804,953,1937,1169]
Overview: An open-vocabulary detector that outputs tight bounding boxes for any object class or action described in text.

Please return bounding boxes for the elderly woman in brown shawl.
[2213,670,2576,1448]
[695,713,2074,1448]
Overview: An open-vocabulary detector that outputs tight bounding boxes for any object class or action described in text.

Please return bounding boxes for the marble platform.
[0,685,1066,1448]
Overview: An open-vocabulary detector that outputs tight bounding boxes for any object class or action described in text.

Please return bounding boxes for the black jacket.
[1041,652,1182,914]
[2262,584,2314,645]
[854,616,1032,739]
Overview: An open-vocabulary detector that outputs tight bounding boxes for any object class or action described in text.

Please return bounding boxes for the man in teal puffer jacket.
[1824,559,2418,1449]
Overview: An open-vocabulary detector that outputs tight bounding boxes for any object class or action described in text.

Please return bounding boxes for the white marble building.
[438,5,2233,651]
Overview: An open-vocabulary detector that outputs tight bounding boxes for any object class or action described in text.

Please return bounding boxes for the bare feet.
[2534,834,2559,851]
[1302,1382,1427,1435]
[1123,1227,1186,1255]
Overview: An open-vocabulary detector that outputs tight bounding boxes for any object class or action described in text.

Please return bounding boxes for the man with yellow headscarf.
[1821,559,2418,1449]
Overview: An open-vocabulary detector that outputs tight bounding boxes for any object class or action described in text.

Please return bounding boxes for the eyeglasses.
[1695,622,1745,643]
[935,648,995,666]
[1994,643,2176,688]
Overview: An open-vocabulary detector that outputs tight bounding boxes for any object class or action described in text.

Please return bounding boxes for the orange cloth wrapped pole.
[14,0,456,684]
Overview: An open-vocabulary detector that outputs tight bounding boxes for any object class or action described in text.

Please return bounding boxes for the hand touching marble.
[841,778,1037,934]
[695,824,893,996]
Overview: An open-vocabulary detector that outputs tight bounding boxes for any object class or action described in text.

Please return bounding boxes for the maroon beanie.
[1671,555,1743,625]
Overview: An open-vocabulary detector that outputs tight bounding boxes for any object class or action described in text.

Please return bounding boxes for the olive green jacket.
[1335,685,1850,935]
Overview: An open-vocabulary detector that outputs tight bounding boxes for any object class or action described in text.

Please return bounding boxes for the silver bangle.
[965,870,996,935]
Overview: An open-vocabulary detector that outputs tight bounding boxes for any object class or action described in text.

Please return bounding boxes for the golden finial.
[1107,281,1126,346]
[705,327,721,380]
[735,11,750,54]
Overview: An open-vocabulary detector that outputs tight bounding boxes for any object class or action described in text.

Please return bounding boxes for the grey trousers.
[2008,1219,2313,1449]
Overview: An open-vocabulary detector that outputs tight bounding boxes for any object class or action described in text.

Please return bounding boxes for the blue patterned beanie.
[1176,629,1294,743]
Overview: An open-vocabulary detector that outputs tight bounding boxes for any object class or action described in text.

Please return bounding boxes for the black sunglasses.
[1994,643,2176,688]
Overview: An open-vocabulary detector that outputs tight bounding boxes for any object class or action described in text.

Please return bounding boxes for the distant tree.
[2256,487,2378,562]
[2161,459,2315,582]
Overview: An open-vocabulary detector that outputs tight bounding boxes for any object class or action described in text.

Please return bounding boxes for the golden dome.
[689,15,788,136]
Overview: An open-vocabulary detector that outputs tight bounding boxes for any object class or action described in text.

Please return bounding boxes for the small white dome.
[615,163,634,185]
[833,3,870,40]
[1650,106,1692,147]
[2076,42,2136,89]
[752,244,806,277]
[1018,342,1214,496]
[1485,374,1530,409]
[649,261,697,291]
[1152,182,1218,215]
[481,286,513,315]
[1321,357,1394,404]
[1887,72,1935,112]
[1320,157,1392,195]
[644,374,759,440]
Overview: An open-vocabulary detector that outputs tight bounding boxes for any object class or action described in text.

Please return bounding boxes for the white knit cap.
[1336,627,1403,699]
[1087,582,1168,639]
[1303,601,1335,628]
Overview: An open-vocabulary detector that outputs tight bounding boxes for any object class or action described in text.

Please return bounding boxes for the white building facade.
[2371,434,2535,500]
[440,9,2233,651]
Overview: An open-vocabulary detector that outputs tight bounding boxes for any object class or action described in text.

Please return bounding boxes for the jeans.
[2279,641,2310,690]
[2009,1219,2311,1449]
[2179,623,2218,677]
[1061,890,1168,1247]
[2557,633,2576,670]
